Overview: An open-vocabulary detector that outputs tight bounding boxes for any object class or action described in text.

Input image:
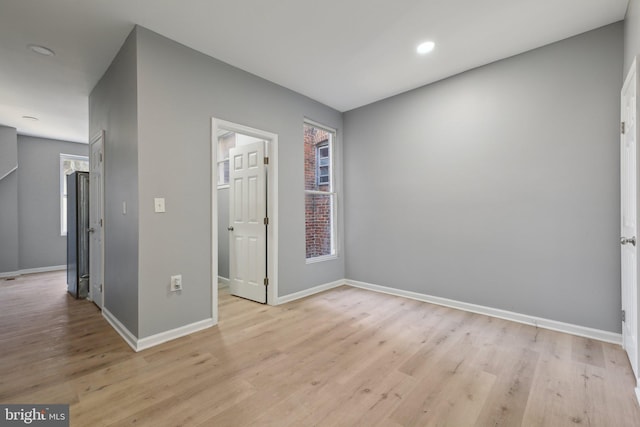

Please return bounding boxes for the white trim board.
[227,276,621,345]
[103,276,621,351]
[346,279,622,345]
[102,308,137,352]
[276,279,345,305]
[0,264,66,279]
[136,318,215,352]
[103,308,216,352]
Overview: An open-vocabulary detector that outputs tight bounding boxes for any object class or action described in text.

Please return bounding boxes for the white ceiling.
[0,0,629,143]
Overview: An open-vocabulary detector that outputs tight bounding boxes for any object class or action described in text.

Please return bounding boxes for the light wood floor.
[1,272,640,426]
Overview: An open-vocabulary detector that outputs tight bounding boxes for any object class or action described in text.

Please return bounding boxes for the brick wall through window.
[304,123,334,259]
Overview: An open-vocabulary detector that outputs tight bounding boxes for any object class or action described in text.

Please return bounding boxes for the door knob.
[227,226,234,231]
[620,236,636,246]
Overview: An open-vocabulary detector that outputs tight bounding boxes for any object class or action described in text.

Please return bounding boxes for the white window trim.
[304,119,338,263]
[306,253,338,264]
[60,153,89,236]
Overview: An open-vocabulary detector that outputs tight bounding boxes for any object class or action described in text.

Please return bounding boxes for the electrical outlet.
[170,275,182,292]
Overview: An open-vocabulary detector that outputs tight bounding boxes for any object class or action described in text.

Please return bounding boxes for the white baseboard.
[636,387,640,407]
[0,270,20,279]
[21,265,66,275]
[137,318,215,351]
[102,308,138,352]
[100,275,621,350]
[345,279,622,345]
[103,308,216,352]
[0,264,66,278]
[218,276,230,288]
[277,279,345,305]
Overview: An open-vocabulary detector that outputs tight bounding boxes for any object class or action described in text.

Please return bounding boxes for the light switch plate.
[154,197,165,213]
[170,274,182,292]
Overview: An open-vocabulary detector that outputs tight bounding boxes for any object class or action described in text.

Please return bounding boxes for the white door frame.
[89,130,105,309]
[211,118,279,321]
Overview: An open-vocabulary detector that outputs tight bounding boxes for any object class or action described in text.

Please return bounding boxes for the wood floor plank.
[2,382,79,406]
[571,335,606,368]
[472,347,540,426]
[309,370,418,427]
[422,369,496,427]
[389,340,482,426]
[354,373,418,427]
[110,377,256,426]
[1,272,640,426]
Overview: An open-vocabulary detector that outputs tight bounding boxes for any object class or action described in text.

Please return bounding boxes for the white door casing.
[229,141,267,303]
[621,59,638,381]
[89,131,105,309]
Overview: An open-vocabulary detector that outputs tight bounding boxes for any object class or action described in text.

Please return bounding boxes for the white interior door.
[229,141,266,303]
[89,132,104,309]
[621,60,638,380]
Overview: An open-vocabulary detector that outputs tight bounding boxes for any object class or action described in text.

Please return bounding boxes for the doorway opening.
[211,119,278,321]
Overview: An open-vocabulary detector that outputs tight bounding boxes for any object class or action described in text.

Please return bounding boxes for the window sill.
[306,254,338,264]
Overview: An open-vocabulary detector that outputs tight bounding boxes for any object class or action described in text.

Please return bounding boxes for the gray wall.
[217,188,229,279]
[89,30,139,336]
[17,135,88,270]
[135,27,343,337]
[343,23,623,332]
[0,129,87,274]
[625,0,640,77]
[0,126,18,273]
[89,26,344,339]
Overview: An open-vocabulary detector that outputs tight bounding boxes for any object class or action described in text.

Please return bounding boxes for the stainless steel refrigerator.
[67,171,90,298]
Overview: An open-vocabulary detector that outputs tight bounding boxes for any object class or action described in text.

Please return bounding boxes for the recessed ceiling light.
[417,41,435,55]
[22,115,39,121]
[28,44,55,56]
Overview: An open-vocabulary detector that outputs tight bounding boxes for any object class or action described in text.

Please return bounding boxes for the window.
[304,121,337,261]
[217,131,235,187]
[317,142,330,186]
[60,154,89,235]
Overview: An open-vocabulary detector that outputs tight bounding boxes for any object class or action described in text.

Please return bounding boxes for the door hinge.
[264,217,269,225]
[264,157,269,165]
[99,218,103,227]
[99,283,103,292]
[621,121,626,135]
[264,277,269,286]
[99,152,103,162]
[622,309,626,322]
